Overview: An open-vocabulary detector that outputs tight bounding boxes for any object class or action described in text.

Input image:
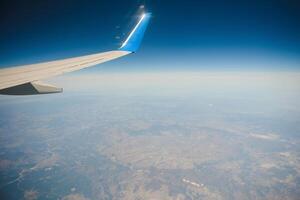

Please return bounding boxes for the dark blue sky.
[0,0,299,71]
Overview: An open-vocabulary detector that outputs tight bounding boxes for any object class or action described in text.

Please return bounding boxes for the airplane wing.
[0,13,151,95]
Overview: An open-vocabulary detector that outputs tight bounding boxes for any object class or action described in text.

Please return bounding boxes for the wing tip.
[119,12,151,53]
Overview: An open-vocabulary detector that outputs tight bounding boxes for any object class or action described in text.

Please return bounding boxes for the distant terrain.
[0,72,299,200]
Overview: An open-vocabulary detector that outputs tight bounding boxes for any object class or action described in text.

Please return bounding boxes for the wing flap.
[0,81,62,95]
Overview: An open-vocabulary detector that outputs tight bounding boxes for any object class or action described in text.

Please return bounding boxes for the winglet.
[119,13,151,53]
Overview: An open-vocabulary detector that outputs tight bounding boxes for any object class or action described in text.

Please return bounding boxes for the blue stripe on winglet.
[119,13,151,52]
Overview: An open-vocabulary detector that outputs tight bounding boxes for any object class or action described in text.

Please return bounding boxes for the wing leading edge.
[0,12,151,95]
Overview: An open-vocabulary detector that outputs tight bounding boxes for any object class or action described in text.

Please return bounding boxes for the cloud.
[62,194,90,200]
[24,190,39,200]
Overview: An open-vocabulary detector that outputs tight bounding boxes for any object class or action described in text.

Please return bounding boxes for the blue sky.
[0,0,299,71]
